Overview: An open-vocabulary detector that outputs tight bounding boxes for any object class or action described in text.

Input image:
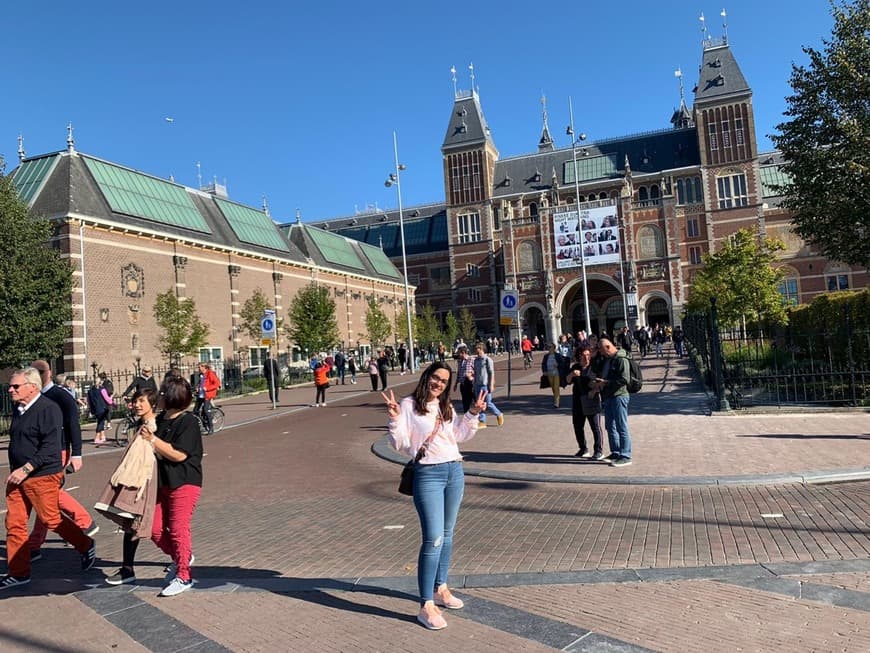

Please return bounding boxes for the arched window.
[517,241,542,273]
[588,193,597,202]
[638,186,649,201]
[637,225,665,259]
[676,178,686,204]
[599,191,607,200]
[610,189,619,199]
[692,177,702,202]
[528,202,539,220]
[650,184,660,199]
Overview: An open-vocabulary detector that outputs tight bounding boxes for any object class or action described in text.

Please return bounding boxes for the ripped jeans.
[412,460,464,604]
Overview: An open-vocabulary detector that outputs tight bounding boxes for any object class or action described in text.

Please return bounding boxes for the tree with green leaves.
[240,288,281,341]
[0,159,74,367]
[416,304,442,348]
[286,283,340,355]
[364,298,392,347]
[394,305,419,344]
[686,229,788,328]
[443,311,459,347]
[770,0,870,267]
[458,307,478,345]
[152,290,211,365]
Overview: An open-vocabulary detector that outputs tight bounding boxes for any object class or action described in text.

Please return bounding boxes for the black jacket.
[43,384,83,457]
[9,395,63,476]
[123,374,158,397]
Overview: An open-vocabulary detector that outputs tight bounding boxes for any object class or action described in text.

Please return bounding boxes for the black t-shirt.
[154,411,203,490]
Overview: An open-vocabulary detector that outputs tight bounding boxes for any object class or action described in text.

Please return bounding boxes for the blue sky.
[3,1,833,223]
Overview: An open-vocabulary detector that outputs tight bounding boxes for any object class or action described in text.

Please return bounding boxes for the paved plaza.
[2,348,870,652]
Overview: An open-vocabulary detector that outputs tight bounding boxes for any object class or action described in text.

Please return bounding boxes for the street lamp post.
[567,97,593,335]
[385,131,415,374]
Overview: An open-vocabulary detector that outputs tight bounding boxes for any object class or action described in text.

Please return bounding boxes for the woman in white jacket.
[383,362,486,630]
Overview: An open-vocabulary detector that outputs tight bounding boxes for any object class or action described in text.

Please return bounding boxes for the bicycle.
[194,404,225,435]
[113,403,138,447]
[523,351,533,369]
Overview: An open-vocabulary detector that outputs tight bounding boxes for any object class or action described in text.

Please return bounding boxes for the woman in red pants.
[139,376,203,596]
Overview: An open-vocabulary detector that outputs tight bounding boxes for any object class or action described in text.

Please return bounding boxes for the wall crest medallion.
[128,304,140,326]
[122,263,144,298]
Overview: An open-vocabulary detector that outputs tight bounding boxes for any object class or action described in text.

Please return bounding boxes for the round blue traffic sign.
[502,294,517,309]
[262,318,274,332]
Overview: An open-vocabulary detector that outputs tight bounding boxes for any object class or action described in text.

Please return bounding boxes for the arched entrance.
[559,275,622,337]
[646,298,671,327]
[522,306,546,343]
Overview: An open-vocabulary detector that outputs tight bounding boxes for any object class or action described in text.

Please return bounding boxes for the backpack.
[626,355,643,393]
[87,385,108,417]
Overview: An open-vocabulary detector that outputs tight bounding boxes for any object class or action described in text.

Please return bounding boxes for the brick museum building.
[9,138,413,379]
[307,37,866,343]
[9,36,867,379]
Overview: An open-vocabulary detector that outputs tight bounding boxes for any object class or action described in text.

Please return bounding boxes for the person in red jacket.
[194,363,220,434]
[312,358,331,407]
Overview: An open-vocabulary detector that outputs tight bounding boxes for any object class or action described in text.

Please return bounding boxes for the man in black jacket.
[27,361,99,559]
[122,365,158,398]
[2,368,96,589]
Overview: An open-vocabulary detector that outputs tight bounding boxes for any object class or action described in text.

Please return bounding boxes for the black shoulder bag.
[398,414,442,496]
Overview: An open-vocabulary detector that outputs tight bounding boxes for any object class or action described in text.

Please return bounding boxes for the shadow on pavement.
[736,433,870,440]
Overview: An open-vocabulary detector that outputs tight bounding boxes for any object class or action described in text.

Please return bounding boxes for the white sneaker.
[164,554,195,582]
[159,577,193,597]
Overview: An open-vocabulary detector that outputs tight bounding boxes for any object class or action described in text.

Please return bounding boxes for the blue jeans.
[603,395,631,459]
[413,461,464,604]
[473,385,502,424]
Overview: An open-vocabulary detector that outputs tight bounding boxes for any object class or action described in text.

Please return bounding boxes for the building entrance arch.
[521,305,546,344]
[557,273,622,337]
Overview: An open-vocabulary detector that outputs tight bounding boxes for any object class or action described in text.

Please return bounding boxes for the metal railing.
[684,301,869,410]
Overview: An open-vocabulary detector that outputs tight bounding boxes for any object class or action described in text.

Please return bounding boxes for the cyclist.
[521,334,534,368]
[193,363,221,434]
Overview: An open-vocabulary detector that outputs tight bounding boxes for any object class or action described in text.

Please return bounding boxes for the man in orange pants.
[2,368,96,588]
[27,361,98,561]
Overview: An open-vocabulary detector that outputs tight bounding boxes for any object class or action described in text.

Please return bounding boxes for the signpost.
[499,289,519,398]
[261,309,277,409]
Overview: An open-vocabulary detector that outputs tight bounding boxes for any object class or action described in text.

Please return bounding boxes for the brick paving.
[2,348,870,651]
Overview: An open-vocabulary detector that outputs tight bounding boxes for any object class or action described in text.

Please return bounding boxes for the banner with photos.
[553,206,621,269]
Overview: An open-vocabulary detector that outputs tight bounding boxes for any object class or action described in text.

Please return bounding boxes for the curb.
[371,434,870,487]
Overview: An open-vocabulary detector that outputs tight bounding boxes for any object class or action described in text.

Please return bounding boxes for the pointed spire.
[66,122,75,152]
[624,155,632,176]
[538,94,554,151]
[17,134,25,162]
[450,65,458,98]
[721,8,728,44]
[468,62,475,94]
[295,208,302,224]
[262,195,270,216]
[670,67,694,129]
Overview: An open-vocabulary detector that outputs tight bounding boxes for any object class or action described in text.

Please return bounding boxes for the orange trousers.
[28,450,93,550]
[5,472,92,578]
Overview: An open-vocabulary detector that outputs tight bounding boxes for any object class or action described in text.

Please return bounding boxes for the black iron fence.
[683,300,869,410]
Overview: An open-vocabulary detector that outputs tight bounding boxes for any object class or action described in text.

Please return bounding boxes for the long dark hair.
[411,361,454,421]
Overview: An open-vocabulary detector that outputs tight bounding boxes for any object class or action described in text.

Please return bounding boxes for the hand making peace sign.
[382,389,400,419]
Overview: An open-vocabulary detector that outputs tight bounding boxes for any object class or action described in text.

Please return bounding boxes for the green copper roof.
[308,227,366,270]
[83,157,211,233]
[214,197,289,252]
[359,242,402,279]
[564,153,620,183]
[759,164,792,197]
[12,154,60,205]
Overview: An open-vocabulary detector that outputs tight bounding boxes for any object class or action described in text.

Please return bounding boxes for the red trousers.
[152,484,201,582]
[5,472,93,578]
[29,450,93,550]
